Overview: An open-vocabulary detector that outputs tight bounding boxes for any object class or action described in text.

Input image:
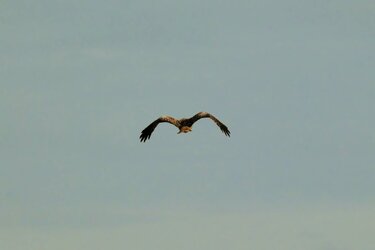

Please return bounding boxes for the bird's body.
[140,112,230,142]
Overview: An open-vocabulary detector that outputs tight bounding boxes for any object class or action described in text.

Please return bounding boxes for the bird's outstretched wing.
[187,112,230,136]
[140,116,179,142]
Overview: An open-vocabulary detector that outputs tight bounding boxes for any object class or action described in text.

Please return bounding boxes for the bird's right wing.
[140,116,179,142]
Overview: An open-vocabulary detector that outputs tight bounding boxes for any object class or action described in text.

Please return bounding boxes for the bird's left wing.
[188,112,231,136]
[140,116,179,142]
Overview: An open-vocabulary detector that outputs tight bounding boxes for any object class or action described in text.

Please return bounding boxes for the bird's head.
[178,126,192,134]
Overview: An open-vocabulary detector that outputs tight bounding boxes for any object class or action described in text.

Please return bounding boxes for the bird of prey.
[140,111,230,142]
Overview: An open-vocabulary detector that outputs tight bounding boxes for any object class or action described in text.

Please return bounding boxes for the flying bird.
[140,111,230,142]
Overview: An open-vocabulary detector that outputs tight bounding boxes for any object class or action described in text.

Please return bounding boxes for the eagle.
[140,111,230,142]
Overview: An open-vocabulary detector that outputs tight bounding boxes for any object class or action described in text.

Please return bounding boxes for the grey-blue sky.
[1,1,375,249]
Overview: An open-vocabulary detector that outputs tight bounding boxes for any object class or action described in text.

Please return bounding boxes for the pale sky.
[1,1,375,249]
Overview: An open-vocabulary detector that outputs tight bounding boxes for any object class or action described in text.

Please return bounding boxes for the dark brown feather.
[139,116,179,142]
[187,112,231,137]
